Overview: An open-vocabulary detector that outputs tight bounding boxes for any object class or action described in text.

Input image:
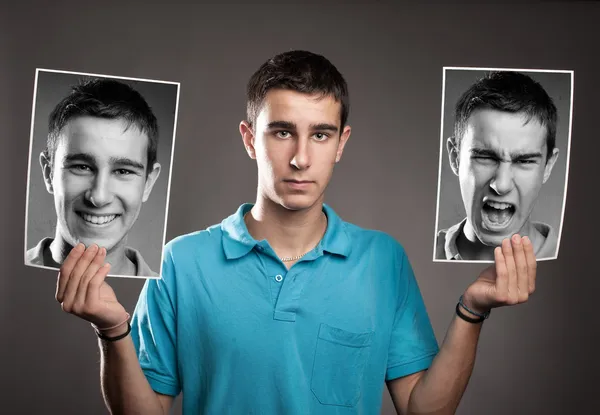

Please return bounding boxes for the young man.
[56,51,537,414]
[28,78,161,277]
[436,71,560,261]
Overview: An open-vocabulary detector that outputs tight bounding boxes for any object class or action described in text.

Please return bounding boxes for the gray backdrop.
[435,69,572,261]
[1,2,598,415]
[25,70,179,275]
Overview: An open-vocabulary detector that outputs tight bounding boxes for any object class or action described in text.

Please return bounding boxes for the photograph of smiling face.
[242,89,351,212]
[40,116,160,254]
[25,70,179,278]
[451,109,559,249]
[433,68,573,262]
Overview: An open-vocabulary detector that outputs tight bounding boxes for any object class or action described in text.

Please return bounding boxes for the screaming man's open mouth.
[481,201,515,230]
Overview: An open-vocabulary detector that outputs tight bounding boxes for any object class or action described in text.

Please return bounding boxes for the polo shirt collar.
[221,204,256,260]
[444,218,466,260]
[320,203,352,257]
[221,203,351,260]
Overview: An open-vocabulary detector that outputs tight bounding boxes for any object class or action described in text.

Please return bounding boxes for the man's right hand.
[55,243,129,336]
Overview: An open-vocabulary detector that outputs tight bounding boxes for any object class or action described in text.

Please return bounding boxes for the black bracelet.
[455,303,485,324]
[95,322,131,342]
[458,295,490,319]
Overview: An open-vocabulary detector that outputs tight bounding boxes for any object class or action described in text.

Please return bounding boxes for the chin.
[75,235,120,251]
[475,231,511,248]
[278,194,320,211]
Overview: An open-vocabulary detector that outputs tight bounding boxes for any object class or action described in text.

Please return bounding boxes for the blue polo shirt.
[131,203,439,414]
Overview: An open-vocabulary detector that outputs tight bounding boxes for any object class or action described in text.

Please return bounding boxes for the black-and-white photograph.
[433,67,573,263]
[24,69,180,278]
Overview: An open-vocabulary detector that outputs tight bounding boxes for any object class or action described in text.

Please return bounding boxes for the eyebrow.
[469,148,543,161]
[111,156,146,170]
[267,121,296,130]
[63,153,145,170]
[511,151,543,160]
[310,123,339,132]
[266,121,339,132]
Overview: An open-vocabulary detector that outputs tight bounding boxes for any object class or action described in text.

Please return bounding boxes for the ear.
[335,125,352,163]
[142,162,162,202]
[542,147,559,184]
[240,121,257,160]
[39,151,54,194]
[447,137,460,176]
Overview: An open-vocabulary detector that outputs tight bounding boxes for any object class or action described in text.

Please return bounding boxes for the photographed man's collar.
[125,246,159,278]
[444,218,467,260]
[221,203,352,260]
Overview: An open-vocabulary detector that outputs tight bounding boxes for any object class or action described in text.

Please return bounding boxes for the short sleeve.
[386,247,439,381]
[130,245,180,396]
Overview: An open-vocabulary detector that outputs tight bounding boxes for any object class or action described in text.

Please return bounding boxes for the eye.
[472,155,496,163]
[115,169,134,175]
[276,131,291,139]
[517,159,536,164]
[313,132,329,141]
[69,164,92,173]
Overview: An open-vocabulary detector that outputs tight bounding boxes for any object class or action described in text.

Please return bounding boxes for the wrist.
[461,292,490,316]
[96,323,129,339]
[91,312,131,340]
[457,294,491,323]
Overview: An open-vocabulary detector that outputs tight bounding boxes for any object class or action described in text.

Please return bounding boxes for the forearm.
[407,313,483,415]
[99,330,166,415]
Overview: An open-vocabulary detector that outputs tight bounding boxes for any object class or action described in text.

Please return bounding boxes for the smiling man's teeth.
[81,213,117,224]
[486,201,512,210]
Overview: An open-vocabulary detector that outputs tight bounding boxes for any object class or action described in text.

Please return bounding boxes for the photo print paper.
[433,67,573,263]
[24,69,180,278]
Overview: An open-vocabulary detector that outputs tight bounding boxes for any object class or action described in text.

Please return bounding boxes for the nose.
[289,137,311,170]
[84,173,114,207]
[489,161,515,195]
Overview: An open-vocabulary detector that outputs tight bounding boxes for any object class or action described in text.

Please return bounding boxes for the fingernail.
[512,234,521,244]
[522,236,530,243]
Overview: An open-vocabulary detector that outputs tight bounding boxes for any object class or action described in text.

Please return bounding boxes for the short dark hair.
[45,77,159,175]
[453,71,557,161]
[246,50,350,130]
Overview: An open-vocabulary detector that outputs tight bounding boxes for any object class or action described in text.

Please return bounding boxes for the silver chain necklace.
[279,251,311,262]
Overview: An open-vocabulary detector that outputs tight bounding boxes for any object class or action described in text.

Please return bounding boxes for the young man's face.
[40,116,161,251]
[241,89,351,211]
[448,108,559,247]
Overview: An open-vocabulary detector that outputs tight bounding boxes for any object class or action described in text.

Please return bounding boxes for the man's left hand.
[462,234,537,315]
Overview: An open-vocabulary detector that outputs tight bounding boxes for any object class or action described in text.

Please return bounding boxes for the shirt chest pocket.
[310,323,374,407]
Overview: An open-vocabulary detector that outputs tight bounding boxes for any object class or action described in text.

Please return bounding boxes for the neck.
[246,194,327,260]
[49,232,135,275]
[459,220,543,260]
